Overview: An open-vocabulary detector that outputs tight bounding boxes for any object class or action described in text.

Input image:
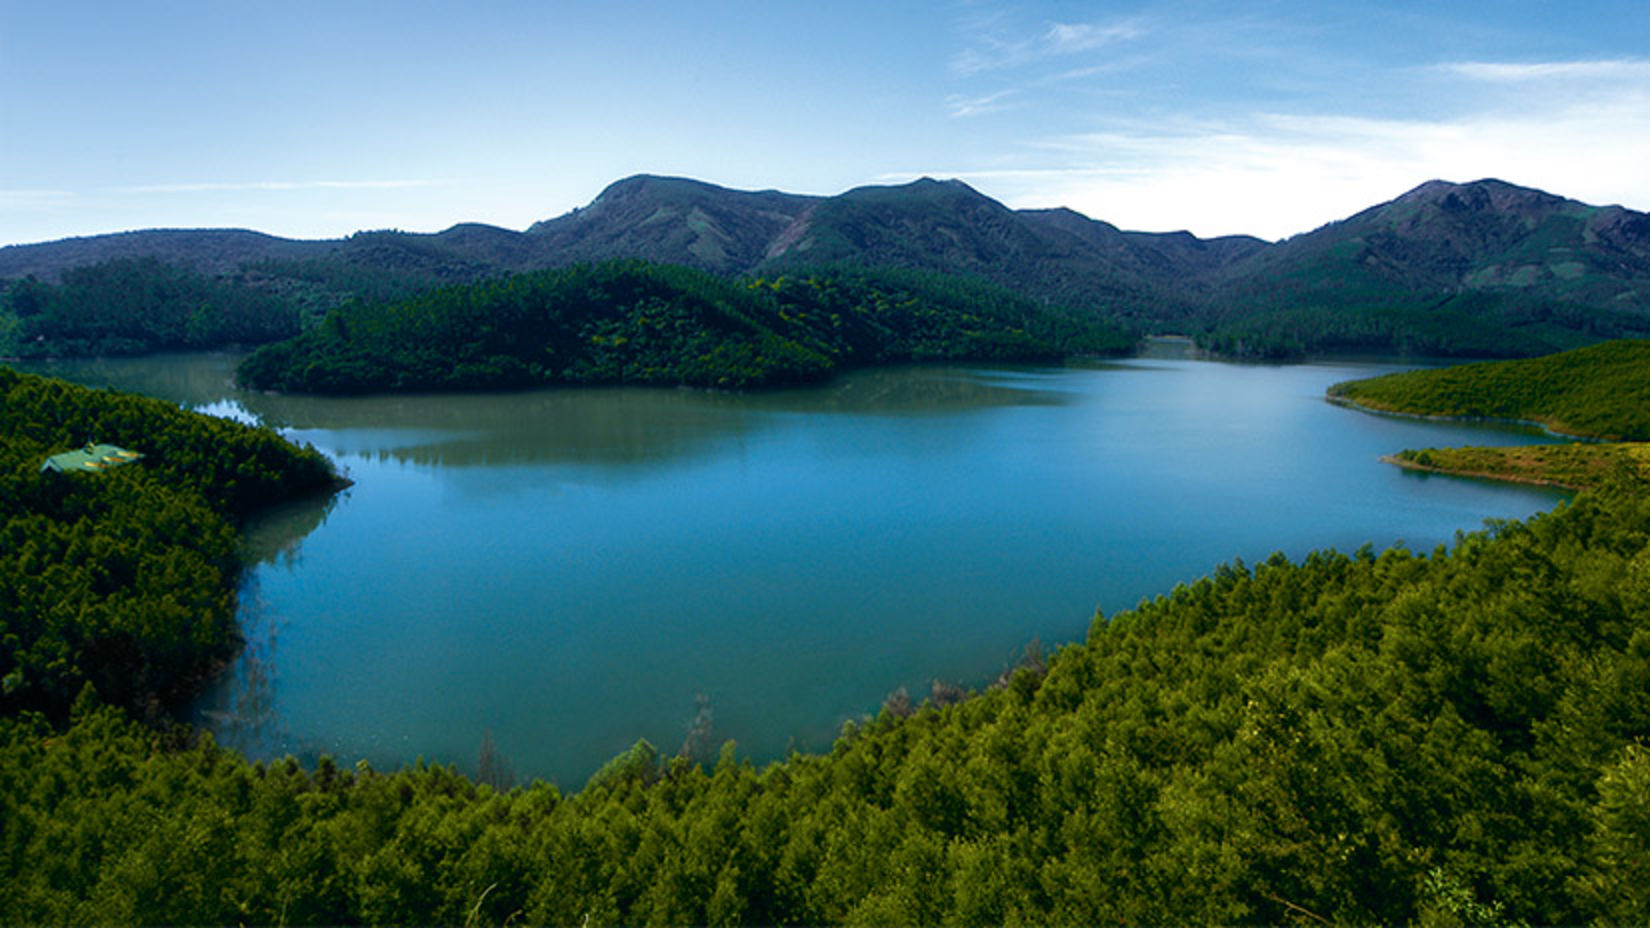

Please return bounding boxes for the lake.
[20,348,1570,787]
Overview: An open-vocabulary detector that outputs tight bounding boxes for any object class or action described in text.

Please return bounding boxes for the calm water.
[21,349,1570,787]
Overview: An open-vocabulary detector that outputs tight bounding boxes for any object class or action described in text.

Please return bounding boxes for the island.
[235,260,1137,394]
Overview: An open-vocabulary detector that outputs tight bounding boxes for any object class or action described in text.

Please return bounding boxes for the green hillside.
[4,352,1650,922]
[8,176,1650,365]
[1200,180,1650,359]
[1328,338,1650,440]
[0,367,338,719]
[4,478,1650,923]
[0,257,301,358]
[236,260,1135,394]
[1386,443,1650,491]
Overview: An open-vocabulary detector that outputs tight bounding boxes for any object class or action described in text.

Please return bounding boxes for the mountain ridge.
[5,174,1650,357]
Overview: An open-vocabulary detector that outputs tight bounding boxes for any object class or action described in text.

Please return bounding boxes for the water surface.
[21,351,1570,786]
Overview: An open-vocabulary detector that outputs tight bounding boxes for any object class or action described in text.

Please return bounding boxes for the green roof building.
[41,443,144,474]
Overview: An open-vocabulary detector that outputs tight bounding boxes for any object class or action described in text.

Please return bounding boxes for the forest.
[2,350,1650,923]
[1191,292,1650,361]
[7,243,1645,372]
[0,258,302,358]
[1332,338,1650,502]
[1328,338,1650,440]
[0,367,338,722]
[1389,442,1650,491]
[235,260,1137,394]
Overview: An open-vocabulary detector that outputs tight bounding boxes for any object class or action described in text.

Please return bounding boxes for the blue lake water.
[23,349,1570,787]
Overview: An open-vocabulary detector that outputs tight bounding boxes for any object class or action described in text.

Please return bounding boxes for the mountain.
[751,178,1266,321]
[1197,179,1650,357]
[518,175,1268,323]
[1225,179,1650,309]
[4,174,1649,358]
[525,174,818,273]
[0,228,332,280]
[0,175,1264,323]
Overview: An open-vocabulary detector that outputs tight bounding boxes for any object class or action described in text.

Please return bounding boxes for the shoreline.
[1324,393,1602,442]
[1377,453,1589,491]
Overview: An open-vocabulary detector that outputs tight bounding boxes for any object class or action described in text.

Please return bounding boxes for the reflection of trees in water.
[267,366,1071,471]
[679,692,715,766]
[196,584,288,758]
[15,353,1075,472]
[196,490,341,759]
[476,730,517,792]
[238,490,341,567]
[8,352,244,408]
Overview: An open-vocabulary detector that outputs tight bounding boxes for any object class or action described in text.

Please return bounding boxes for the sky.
[3,0,1648,247]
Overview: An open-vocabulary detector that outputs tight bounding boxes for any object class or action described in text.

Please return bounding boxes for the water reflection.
[16,350,1574,786]
[11,352,247,407]
[14,355,1073,472]
[195,582,288,759]
[239,491,343,567]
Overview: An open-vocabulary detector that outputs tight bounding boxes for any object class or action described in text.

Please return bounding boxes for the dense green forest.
[1193,292,1650,361]
[1388,442,1650,491]
[3,358,1650,923]
[0,258,303,358]
[1329,338,1650,440]
[0,367,338,721]
[236,260,1136,393]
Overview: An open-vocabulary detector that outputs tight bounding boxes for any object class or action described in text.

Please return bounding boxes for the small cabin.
[41,443,144,474]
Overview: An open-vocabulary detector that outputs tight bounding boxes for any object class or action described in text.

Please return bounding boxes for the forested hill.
[0,257,302,358]
[1328,339,1650,441]
[0,175,1265,325]
[8,327,1650,921]
[0,367,338,719]
[1202,179,1650,359]
[235,260,1135,394]
[5,433,1650,921]
[10,174,1650,361]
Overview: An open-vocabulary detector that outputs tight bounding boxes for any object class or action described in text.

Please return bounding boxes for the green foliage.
[236,260,1136,394]
[1195,180,1650,360]
[1,258,300,357]
[241,233,496,327]
[10,324,1650,923]
[583,738,661,793]
[6,481,1650,922]
[1191,296,1605,361]
[0,365,337,718]
[1391,442,1650,491]
[1329,339,1650,440]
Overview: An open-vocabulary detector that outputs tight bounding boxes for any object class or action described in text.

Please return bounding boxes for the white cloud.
[0,179,466,246]
[887,91,1650,240]
[1044,21,1143,54]
[950,15,1145,74]
[907,53,1650,240]
[946,89,1019,118]
[0,188,75,202]
[111,179,438,195]
[1440,58,1650,83]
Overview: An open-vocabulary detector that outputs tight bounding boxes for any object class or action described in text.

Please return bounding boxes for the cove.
[20,350,1570,787]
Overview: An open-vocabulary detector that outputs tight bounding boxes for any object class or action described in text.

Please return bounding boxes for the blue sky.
[3,0,1648,246]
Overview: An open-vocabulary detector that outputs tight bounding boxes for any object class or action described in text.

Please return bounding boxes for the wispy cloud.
[0,188,76,202]
[889,74,1650,241]
[0,179,458,246]
[910,41,1650,240]
[1440,58,1650,83]
[946,89,1020,118]
[109,179,438,195]
[950,15,1145,75]
[1044,21,1144,54]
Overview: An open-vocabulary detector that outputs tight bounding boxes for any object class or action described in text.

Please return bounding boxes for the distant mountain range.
[5,174,1649,357]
